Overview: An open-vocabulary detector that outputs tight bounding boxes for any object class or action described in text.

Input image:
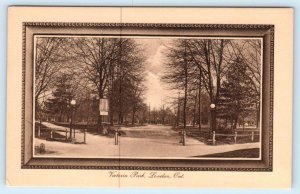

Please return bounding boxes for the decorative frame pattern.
[21,22,274,171]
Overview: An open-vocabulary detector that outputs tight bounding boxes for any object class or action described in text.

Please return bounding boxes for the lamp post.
[177,92,186,146]
[210,103,216,133]
[38,100,45,138]
[148,103,151,124]
[177,92,180,128]
[69,99,76,140]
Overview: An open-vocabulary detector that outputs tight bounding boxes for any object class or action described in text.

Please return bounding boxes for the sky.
[137,38,177,110]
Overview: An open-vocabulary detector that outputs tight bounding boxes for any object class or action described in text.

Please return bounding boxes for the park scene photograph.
[33,35,262,159]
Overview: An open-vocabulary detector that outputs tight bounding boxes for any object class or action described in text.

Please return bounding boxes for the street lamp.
[210,103,216,133]
[69,99,76,140]
[71,99,76,106]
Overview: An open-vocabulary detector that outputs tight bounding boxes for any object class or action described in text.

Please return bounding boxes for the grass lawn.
[194,148,260,158]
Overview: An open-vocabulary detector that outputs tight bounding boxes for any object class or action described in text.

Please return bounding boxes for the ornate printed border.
[24,22,273,29]
[21,22,274,171]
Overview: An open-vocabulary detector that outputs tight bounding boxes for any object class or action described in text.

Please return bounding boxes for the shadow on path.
[193,148,260,158]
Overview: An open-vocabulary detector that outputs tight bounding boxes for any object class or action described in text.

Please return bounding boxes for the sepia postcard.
[6,7,293,188]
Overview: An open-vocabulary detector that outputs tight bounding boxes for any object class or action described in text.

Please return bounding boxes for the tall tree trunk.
[193,93,197,127]
[183,73,187,129]
[162,105,165,125]
[256,102,260,128]
[233,114,239,130]
[109,75,114,126]
[110,109,114,125]
[198,70,202,131]
[118,78,123,124]
[86,102,90,126]
[183,41,188,129]
[118,39,123,125]
[177,95,180,127]
[148,104,151,124]
[59,110,63,122]
[132,106,136,125]
[242,117,245,131]
[98,91,103,132]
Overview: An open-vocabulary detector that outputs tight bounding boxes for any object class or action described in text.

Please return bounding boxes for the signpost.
[98,98,109,133]
[99,98,109,116]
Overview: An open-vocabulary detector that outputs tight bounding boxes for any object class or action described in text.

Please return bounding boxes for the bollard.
[234,132,237,144]
[38,125,41,137]
[212,131,216,145]
[50,130,53,140]
[182,131,186,146]
[84,129,87,144]
[40,143,45,154]
[251,131,254,142]
[115,129,118,145]
[73,128,76,138]
[65,128,68,141]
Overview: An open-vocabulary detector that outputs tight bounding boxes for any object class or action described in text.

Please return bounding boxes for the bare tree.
[35,37,70,103]
[187,39,228,131]
[163,39,196,129]
[163,38,260,132]
[71,37,120,128]
[114,39,145,124]
[130,82,146,125]
[71,37,145,127]
[71,38,119,98]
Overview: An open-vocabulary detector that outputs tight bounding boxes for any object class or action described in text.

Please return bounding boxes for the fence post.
[50,130,53,140]
[38,125,41,137]
[115,129,118,145]
[40,143,45,154]
[38,119,42,137]
[234,132,237,144]
[182,131,186,146]
[180,130,184,144]
[84,129,87,144]
[251,131,254,142]
[212,131,216,145]
[65,128,68,141]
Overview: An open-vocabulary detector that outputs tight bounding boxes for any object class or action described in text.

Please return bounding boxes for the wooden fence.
[212,131,259,145]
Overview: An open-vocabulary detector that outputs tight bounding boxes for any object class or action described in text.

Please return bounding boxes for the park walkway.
[35,122,260,158]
